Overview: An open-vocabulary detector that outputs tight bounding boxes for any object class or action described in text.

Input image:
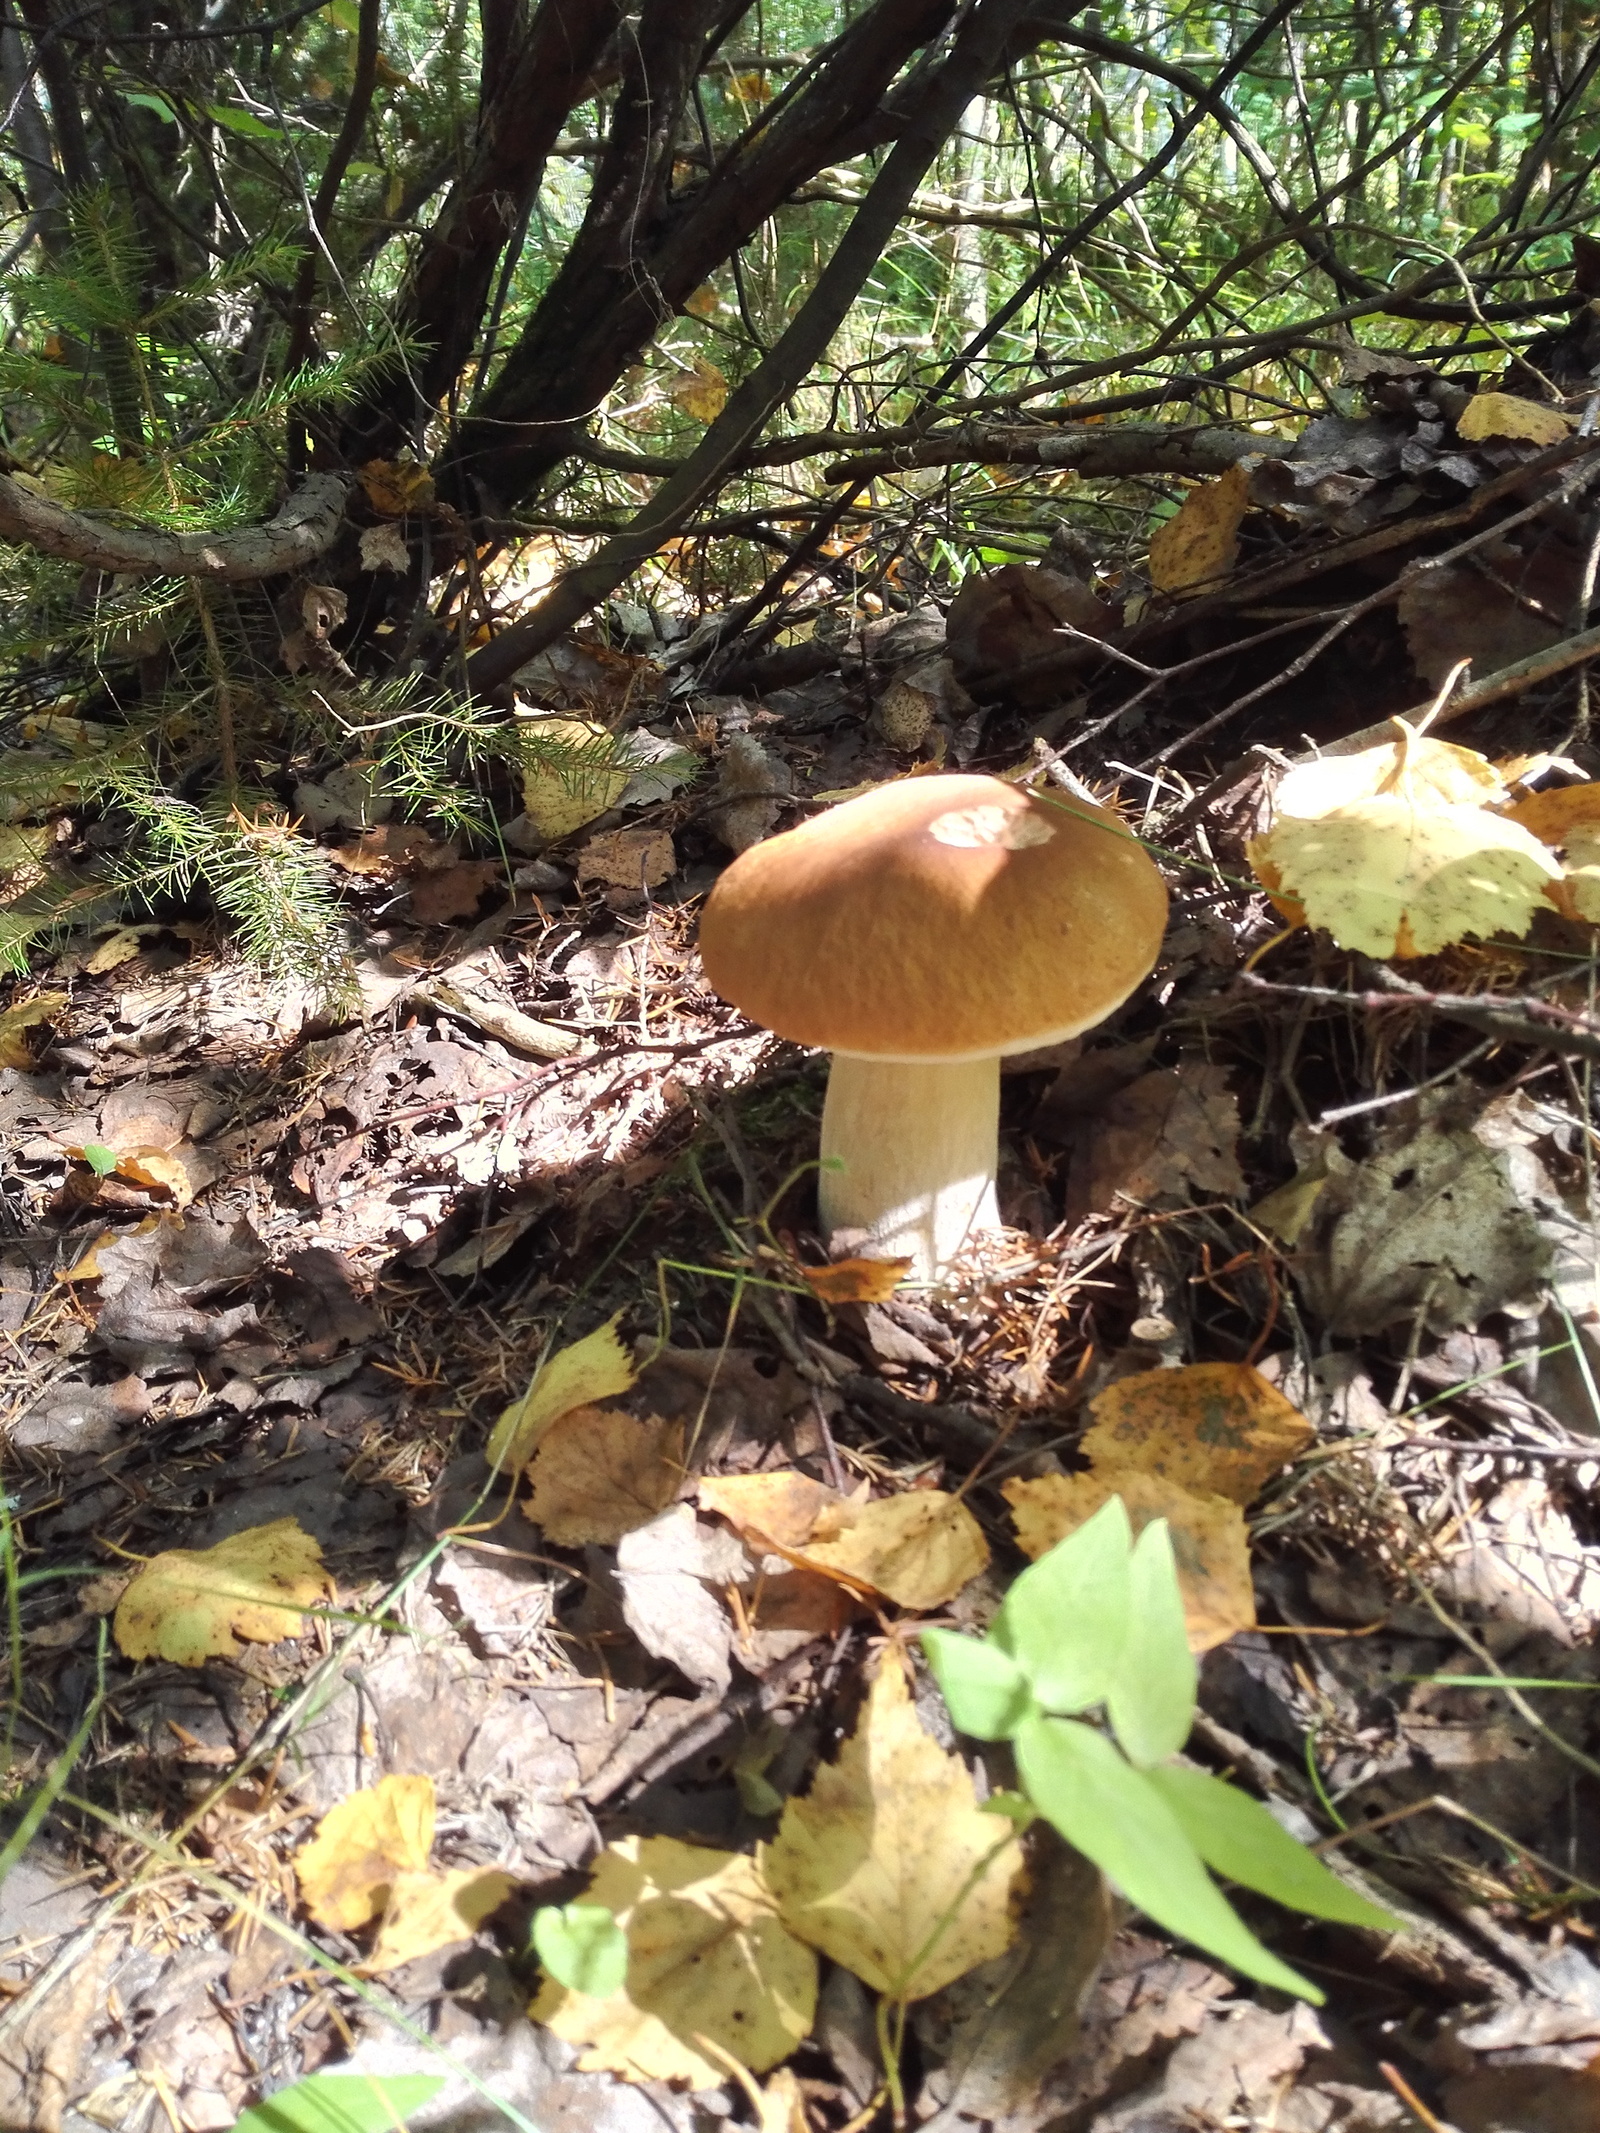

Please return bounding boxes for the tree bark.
[0,472,351,580]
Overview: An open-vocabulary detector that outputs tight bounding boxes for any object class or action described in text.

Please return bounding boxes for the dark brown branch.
[821,419,1299,486]
[1239,970,1600,1067]
[0,471,350,580]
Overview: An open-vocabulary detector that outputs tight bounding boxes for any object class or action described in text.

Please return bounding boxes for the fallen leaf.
[1250,721,1561,957]
[700,1471,844,1550]
[83,927,152,974]
[0,991,67,1069]
[405,859,502,924]
[1003,1471,1252,1653]
[488,1312,637,1470]
[1080,1364,1313,1505]
[115,1517,333,1667]
[520,717,630,841]
[530,1835,817,2088]
[576,826,676,892]
[109,1145,194,1206]
[359,521,410,572]
[358,456,436,515]
[615,1502,748,1693]
[1148,464,1250,596]
[764,1653,1024,2000]
[366,1866,515,1972]
[1072,1061,1245,1219]
[799,1256,912,1305]
[668,357,729,423]
[295,1775,436,1931]
[1455,391,1573,446]
[800,1492,989,1610]
[1504,780,1600,845]
[525,1405,686,1545]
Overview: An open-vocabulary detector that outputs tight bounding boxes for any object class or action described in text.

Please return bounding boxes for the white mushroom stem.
[818,1052,1001,1285]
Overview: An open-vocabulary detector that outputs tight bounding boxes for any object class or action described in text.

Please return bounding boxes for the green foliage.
[922,1500,1400,2003]
[531,1901,629,1996]
[227,2073,446,2133]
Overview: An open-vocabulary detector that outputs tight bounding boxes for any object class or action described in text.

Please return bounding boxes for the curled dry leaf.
[295,1774,436,1932]
[1004,1469,1253,1654]
[114,1516,333,1667]
[668,357,729,423]
[576,826,676,892]
[525,1405,687,1546]
[530,1834,817,2088]
[763,1653,1025,2001]
[358,521,410,573]
[700,1472,988,1610]
[1148,463,1250,596]
[357,456,436,516]
[488,1311,636,1470]
[799,1256,912,1305]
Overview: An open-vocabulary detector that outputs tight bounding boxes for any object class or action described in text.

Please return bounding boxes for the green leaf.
[229,2073,446,2133]
[1106,1520,1196,1768]
[120,89,178,123]
[205,103,285,138]
[991,1497,1132,1715]
[1014,1715,1321,2002]
[1143,1765,1403,1932]
[321,0,362,27]
[532,1902,628,1997]
[921,1628,1033,1741]
[81,1142,120,1177]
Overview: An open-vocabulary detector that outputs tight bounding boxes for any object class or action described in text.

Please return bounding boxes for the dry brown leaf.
[295,1774,436,1931]
[525,1405,686,1545]
[366,1866,515,1972]
[576,826,676,892]
[1080,1363,1313,1504]
[358,456,436,516]
[530,1835,816,2088]
[0,991,67,1069]
[699,1471,843,1550]
[763,1653,1024,2000]
[799,1492,989,1610]
[359,521,410,572]
[1004,1470,1253,1652]
[114,1517,333,1668]
[1455,392,1573,446]
[1148,464,1250,596]
[798,1256,912,1304]
[405,859,502,924]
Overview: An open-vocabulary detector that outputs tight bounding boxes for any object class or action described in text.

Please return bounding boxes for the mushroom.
[698,771,1168,1284]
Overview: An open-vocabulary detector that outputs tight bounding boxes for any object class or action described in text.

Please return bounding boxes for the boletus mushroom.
[698,771,1168,1284]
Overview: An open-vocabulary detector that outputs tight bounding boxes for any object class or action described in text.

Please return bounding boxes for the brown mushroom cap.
[699,772,1168,1063]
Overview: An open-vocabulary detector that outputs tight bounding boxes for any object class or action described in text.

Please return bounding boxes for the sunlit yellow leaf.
[488,1312,637,1470]
[1455,392,1572,446]
[1148,463,1250,595]
[0,990,67,1069]
[1080,1363,1313,1505]
[295,1775,436,1932]
[798,1256,912,1305]
[114,1517,333,1667]
[367,1866,516,1972]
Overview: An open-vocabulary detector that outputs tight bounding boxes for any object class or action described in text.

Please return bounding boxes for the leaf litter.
[14,378,1600,2133]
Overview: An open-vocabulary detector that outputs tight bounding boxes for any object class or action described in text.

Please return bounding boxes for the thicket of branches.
[2,0,1597,972]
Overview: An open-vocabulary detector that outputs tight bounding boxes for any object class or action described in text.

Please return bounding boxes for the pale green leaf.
[1106,1520,1196,1767]
[533,1902,628,1997]
[229,2072,446,2133]
[990,1497,1131,1714]
[921,1628,1033,1741]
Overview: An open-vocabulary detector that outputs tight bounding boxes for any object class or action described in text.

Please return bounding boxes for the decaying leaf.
[295,1774,436,1932]
[799,1256,912,1305]
[1080,1364,1313,1504]
[699,1473,987,1609]
[488,1312,636,1470]
[366,1866,515,1972]
[668,357,729,423]
[763,1653,1024,2000]
[359,521,410,572]
[525,1406,686,1545]
[1454,391,1573,446]
[1250,721,1561,956]
[0,990,67,1069]
[576,826,676,892]
[114,1517,333,1667]
[1004,1469,1253,1653]
[1148,464,1250,596]
[530,1835,817,2088]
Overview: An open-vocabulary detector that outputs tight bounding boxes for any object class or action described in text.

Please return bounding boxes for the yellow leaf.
[728,70,773,104]
[114,1517,333,1667]
[84,927,150,975]
[668,357,729,424]
[1274,731,1507,817]
[525,1406,685,1544]
[799,1492,989,1611]
[699,1471,843,1550]
[366,1866,515,1972]
[112,1145,194,1207]
[1504,779,1600,845]
[798,1256,912,1304]
[357,456,436,516]
[1004,1470,1253,1653]
[530,1835,816,2088]
[1248,797,1559,957]
[295,1775,436,1931]
[763,1654,1024,2000]
[1148,463,1250,595]
[1080,1363,1312,1506]
[520,718,630,842]
[0,990,67,1070]
[488,1312,637,1471]
[1455,392,1573,446]
[684,284,720,320]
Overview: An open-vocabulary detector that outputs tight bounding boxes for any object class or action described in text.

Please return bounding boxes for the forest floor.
[7,379,1600,2133]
